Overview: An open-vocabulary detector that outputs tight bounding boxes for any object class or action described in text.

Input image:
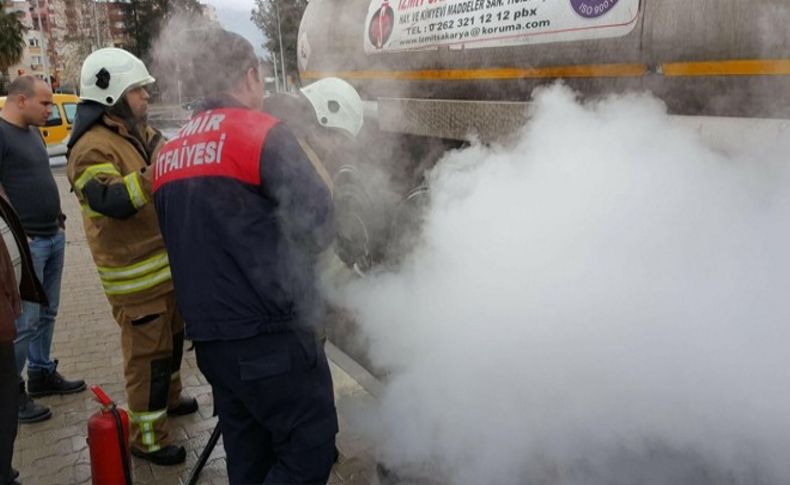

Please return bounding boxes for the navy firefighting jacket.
[152,96,334,341]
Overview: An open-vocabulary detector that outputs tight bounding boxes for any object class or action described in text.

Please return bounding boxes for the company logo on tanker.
[369,1,395,49]
[570,0,620,18]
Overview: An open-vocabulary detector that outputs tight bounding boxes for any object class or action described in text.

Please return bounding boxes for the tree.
[0,5,26,94]
[251,0,309,86]
[59,38,92,92]
[57,0,101,92]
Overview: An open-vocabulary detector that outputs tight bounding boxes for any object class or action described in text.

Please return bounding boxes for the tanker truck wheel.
[333,164,396,275]
[333,165,373,274]
[385,184,431,265]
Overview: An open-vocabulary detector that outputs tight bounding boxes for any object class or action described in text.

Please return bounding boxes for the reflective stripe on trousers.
[97,251,171,296]
[128,409,167,452]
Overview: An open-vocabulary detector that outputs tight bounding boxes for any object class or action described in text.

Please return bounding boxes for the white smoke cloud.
[331,84,790,484]
[203,0,267,56]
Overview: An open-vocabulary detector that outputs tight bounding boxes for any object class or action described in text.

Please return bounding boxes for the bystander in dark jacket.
[0,194,46,485]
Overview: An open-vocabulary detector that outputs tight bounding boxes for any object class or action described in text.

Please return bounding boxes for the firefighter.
[66,48,196,466]
[263,77,365,343]
[152,29,341,484]
[263,76,364,184]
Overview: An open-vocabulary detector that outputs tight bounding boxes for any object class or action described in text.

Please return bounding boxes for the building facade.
[5,1,48,82]
[4,0,132,91]
[5,1,221,92]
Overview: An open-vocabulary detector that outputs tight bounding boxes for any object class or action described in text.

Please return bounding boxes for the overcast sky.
[203,0,267,57]
[206,0,254,10]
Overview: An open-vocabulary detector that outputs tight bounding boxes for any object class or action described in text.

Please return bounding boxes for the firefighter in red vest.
[153,30,340,483]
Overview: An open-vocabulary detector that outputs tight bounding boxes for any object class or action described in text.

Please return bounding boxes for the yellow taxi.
[0,93,80,147]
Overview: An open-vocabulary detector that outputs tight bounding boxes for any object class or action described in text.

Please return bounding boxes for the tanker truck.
[298,3,788,482]
[298,0,789,276]
[299,0,789,138]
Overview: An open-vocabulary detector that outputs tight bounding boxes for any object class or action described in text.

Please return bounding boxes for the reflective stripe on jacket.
[67,113,172,307]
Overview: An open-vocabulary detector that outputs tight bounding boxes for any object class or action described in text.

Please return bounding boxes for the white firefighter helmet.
[300,77,363,138]
[79,48,155,106]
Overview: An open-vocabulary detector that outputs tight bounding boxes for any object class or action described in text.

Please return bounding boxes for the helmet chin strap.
[107,97,144,137]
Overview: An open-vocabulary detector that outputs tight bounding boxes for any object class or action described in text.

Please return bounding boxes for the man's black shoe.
[167,396,198,417]
[27,360,86,397]
[18,383,51,424]
[131,445,186,466]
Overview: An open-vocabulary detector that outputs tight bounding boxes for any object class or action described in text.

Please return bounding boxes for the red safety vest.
[153,108,278,192]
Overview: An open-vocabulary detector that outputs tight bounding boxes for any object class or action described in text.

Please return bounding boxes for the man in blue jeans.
[0,76,85,424]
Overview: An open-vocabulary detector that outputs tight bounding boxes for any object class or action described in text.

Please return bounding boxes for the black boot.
[1,467,20,485]
[18,381,51,424]
[27,360,86,397]
[131,445,186,466]
[167,396,198,417]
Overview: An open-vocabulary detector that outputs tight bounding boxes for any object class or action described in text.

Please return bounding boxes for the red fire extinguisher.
[87,385,133,485]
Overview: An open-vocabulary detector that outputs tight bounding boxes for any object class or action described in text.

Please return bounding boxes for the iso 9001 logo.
[570,0,620,18]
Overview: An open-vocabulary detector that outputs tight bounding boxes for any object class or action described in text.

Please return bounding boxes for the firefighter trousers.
[195,328,338,484]
[112,291,184,452]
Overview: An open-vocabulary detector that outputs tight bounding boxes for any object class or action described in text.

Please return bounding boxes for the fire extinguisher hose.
[111,405,133,485]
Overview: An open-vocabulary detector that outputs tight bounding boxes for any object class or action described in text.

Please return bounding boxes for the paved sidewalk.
[12,171,377,484]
